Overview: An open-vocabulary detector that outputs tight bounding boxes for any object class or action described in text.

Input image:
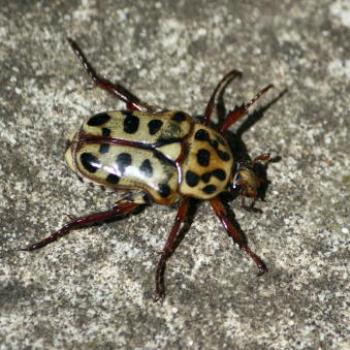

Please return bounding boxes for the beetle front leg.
[20,202,140,251]
[67,38,156,112]
[240,197,262,213]
[210,197,267,274]
[154,198,191,301]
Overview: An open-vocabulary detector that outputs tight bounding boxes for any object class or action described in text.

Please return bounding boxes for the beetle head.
[231,153,270,201]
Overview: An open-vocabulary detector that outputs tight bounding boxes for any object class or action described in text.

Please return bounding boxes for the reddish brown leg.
[219,84,274,132]
[203,69,242,126]
[210,197,267,274]
[20,202,139,251]
[67,38,155,112]
[154,198,190,301]
[252,153,271,164]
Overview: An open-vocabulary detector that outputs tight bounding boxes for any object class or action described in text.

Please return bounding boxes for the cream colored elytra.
[65,110,234,205]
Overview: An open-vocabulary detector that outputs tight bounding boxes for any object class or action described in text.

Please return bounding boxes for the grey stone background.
[0,1,349,349]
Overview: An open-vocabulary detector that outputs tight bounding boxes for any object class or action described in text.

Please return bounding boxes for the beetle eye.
[231,172,240,190]
[231,163,241,190]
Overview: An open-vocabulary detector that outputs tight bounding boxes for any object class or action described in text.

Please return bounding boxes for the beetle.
[21,38,274,300]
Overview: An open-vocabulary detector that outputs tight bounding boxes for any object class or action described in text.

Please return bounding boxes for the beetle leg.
[67,38,156,112]
[19,202,140,251]
[154,198,190,301]
[219,84,274,132]
[252,153,271,164]
[240,197,262,213]
[210,197,267,274]
[203,69,242,126]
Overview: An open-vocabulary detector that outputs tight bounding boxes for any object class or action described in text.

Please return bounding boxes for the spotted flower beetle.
[22,38,274,300]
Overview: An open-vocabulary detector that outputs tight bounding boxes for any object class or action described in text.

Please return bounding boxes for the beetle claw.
[153,289,165,303]
[257,263,268,276]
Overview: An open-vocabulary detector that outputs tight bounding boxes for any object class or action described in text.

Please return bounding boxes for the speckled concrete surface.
[0,1,349,349]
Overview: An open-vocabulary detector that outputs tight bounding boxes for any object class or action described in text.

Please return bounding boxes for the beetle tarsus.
[152,198,191,301]
[241,246,268,274]
[154,254,168,302]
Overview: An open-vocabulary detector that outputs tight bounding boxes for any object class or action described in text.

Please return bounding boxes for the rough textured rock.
[1,1,349,349]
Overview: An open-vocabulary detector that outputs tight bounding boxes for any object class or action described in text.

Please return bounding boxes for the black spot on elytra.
[212,169,226,181]
[202,184,217,194]
[123,111,139,134]
[201,172,211,183]
[99,143,110,154]
[140,159,153,178]
[217,150,230,161]
[195,129,210,141]
[106,173,120,184]
[116,153,132,175]
[185,170,200,187]
[87,113,110,126]
[102,128,111,137]
[80,153,100,173]
[159,183,171,198]
[201,169,226,183]
[197,149,210,167]
[172,112,187,122]
[148,119,163,135]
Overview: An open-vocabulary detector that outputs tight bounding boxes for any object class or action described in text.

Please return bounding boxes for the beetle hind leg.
[67,38,156,112]
[20,201,141,252]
